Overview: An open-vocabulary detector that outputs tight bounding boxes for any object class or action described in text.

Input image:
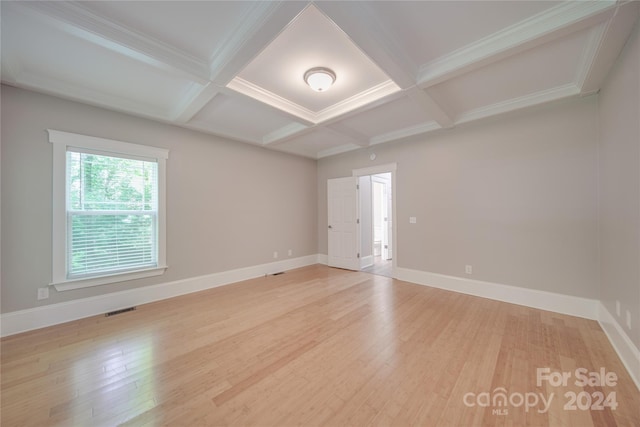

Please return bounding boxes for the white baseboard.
[395,267,599,320]
[0,254,321,337]
[360,255,374,269]
[598,303,640,390]
[317,253,328,265]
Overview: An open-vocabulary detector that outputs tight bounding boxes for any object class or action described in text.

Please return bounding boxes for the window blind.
[66,150,158,279]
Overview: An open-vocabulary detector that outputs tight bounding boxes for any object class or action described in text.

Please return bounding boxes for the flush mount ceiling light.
[304,67,336,92]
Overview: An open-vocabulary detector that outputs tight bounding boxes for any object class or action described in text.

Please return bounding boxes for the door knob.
[328,225,333,229]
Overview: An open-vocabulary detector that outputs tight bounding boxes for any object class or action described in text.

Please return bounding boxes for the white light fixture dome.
[304,67,336,92]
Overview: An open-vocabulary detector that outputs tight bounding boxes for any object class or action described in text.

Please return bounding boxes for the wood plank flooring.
[1,265,638,426]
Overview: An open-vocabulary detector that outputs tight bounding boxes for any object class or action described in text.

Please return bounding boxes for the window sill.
[51,266,168,291]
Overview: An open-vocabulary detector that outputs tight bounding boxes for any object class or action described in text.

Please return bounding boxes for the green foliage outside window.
[66,152,158,277]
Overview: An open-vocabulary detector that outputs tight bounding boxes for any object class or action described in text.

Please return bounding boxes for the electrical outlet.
[409,217,417,224]
[37,287,49,300]
[273,251,278,259]
[626,311,632,330]
[616,300,621,317]
[288,249,293,257]
[465,265,472,275]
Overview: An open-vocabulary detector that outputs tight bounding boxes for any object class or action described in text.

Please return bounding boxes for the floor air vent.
[105,307,136,317]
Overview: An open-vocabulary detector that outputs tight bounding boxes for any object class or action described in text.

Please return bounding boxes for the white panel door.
[327,177,359,270]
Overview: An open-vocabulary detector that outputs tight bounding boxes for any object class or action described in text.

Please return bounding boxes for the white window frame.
[49,129,169,291]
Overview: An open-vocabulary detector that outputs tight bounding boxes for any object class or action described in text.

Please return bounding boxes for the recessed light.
[304,67,336,92]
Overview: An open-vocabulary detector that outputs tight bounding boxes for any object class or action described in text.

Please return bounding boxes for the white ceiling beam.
[369,121,442,146]
[316,144,362,160]
[171,2,306,124]
[263,123,310,146]
[12,1,212,85]
[208,2,308,85]
[454,84,580,125]
[185,122,263,147]
[405,87,455,129]
[326,123,371,147]
[316,2,419,89]
[418,0,618,88]
[172,83,221,123]
[576,1,640,94]
[263,121,376,151]
[317,2,455,129]
[262,125,317,147]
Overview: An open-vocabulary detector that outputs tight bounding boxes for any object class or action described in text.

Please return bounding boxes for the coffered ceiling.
[2,1,638,159]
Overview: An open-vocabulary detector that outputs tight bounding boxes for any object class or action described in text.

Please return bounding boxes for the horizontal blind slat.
[67,150,159,279]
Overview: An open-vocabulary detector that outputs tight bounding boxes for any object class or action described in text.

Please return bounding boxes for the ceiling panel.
[2,10,199,116]
[189,92,302,143]
[339,96,436,139]
[275,128,360,158]
[368,1,562,67]
[79,1,257,62]
[234,4,394,112]
[1,1,634,159]
[427,27,591,118]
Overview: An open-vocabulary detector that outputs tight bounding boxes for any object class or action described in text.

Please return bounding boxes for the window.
[50,130,168,290]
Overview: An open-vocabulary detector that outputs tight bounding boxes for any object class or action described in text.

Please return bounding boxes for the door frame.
[371,174,391,261]
[352,163,397,277]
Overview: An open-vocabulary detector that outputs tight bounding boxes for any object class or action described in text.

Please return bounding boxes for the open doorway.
[358,172,393,277]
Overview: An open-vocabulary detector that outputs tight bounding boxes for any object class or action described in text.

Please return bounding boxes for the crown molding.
[418,0,617,88]
[227,77,401,125]
[227,77,319,123]
[314,80,402,123]
[455,84,580,125]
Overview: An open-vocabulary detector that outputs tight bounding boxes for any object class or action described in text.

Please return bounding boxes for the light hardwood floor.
[1,265,638,426]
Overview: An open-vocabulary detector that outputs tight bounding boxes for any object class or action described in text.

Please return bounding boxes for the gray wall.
[318,97,599,299]
[1,85,318,313]
[598,22,640,349]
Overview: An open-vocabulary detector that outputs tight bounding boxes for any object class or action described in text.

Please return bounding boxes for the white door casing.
[372,173,392,261]
[351,163,397,277]
[385,175,393,260]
